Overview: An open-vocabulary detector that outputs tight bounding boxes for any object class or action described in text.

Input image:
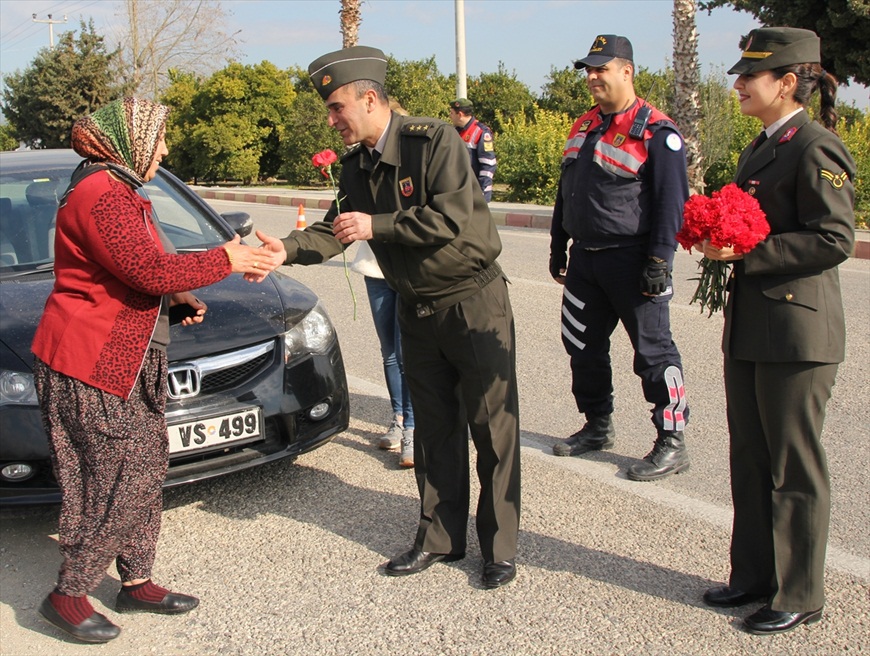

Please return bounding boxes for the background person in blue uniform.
[700,27,856,636]
[548,34,690,482]
[448,98,497,202]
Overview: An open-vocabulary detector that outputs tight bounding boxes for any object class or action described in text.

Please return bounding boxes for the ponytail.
[771,63,839,135]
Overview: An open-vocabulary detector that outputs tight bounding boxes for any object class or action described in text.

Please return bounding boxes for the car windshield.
[0,152,228,277]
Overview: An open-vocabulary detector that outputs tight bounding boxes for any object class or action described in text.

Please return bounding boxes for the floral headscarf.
[70,97,170,186]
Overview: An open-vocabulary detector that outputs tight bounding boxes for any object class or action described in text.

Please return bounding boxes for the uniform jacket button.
[785,293,794,301]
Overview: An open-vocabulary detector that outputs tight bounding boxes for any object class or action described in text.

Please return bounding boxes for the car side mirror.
[220,212,253,238]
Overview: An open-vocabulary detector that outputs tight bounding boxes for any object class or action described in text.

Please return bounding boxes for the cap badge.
[591,35,607,53]
[322,74,332,86]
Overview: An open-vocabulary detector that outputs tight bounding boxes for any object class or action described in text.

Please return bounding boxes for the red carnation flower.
[677,183,769,315]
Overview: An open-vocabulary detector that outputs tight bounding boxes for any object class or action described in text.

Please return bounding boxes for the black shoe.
[553,414,615,456]
[39,597,120,644]
[743,605,822,635]
[482,560,516,588]
[384,548,465,576]
[115,587,199,614]
[703,585,767,607]
[626,430,690,481]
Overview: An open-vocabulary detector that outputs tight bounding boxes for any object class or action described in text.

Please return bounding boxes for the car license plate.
[168,407,262,454]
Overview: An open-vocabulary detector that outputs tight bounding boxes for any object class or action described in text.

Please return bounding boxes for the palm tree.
[340,0,362,48]
[672,0,704,194]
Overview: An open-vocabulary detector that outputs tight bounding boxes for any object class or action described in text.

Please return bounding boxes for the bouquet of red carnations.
[676,183,769,316]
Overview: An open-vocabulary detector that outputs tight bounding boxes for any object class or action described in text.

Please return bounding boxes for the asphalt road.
[1,200,867,656]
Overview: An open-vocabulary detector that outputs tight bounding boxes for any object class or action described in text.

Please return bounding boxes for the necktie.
[370,149,381,165]
[752,131,768,152]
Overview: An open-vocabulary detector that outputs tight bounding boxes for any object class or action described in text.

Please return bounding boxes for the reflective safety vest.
[558,100,682,247]
[562,101,674,178]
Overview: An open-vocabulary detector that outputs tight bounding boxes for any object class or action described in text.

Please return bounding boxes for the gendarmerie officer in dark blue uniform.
[549,34,690,481]
[255,46,521,589]
[448,98,497,202]
[700,27,856,636]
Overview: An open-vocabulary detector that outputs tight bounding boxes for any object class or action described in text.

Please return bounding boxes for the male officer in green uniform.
[255,46,520,588]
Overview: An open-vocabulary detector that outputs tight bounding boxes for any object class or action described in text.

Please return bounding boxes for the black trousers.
[724,357,836,612]
[399,277,520,563]
[561,244,688,432]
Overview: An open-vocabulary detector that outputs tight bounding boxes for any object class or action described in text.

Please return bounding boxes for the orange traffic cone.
[296,204,307,230]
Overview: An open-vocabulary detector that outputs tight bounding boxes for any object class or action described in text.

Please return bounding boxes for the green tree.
[0,124,18,151]
[1,20,128,148]
[279,89,345,185]
[384,56,452,119]
[467,63,536,133]
[699,0,870,86]
[497,106,573,204]
[538,65,593,117]
[161,61,295,183]
[839,111,869,227]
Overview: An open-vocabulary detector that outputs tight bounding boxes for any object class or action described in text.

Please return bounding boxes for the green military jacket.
[281,112,502,317]
[724,110,856,363]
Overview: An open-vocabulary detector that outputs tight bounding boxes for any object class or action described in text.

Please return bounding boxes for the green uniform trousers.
[724,357,836,612]
[399,277,520,563]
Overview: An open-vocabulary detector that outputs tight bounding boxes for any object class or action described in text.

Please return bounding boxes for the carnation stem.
[689,257,731,317]
[327,169,356,321]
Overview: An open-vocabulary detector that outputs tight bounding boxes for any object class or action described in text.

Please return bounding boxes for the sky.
[1,0,868,109]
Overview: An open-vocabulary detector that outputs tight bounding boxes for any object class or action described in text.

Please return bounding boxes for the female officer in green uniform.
[698,27,856,635]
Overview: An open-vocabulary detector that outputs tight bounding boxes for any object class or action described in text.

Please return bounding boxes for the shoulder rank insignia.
[402,122,434,136]
[578,119,593,132]
[819,168,848,190]
[778,126,798,143]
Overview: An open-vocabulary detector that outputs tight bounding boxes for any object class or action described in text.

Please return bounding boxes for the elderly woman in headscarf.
[31,97,280,644]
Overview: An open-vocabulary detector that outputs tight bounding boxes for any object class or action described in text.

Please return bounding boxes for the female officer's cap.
[308,46,388,100]
[728,27,820,75]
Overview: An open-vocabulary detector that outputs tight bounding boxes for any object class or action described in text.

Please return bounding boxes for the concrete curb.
[195,188,870,259]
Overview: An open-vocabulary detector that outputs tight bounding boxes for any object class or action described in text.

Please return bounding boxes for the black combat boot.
[553,413,615,456]
[626,430,690,481]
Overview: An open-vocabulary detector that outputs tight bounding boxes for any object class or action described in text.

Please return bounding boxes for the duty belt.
[409,261,504,318]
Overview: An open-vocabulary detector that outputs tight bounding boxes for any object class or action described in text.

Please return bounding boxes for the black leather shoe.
[384,548,464,576]
[703,585,767,607]
[482,560,516,588]
[39,597,121,643]
[743,605,823,635]
[115,587,199,614]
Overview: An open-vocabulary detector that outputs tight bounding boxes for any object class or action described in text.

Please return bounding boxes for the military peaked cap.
[308,45,388,100]
[728,27,820,75]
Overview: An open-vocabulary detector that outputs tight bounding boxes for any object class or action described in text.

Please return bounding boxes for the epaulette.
[340,143,363,162]
[401,121,436,137]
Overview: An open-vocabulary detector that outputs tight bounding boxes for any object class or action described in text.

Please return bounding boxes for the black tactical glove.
[641,257,670,295]
[549,252,568,280]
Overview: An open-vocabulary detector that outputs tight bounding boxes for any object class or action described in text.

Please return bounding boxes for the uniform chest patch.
[666,133,683,151]
[820,168,848,190]
[612,133,626,147]
[399,177,414,197]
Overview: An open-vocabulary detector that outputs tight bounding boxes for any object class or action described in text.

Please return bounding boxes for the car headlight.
[282,302,336,363]
[0,370,38,406]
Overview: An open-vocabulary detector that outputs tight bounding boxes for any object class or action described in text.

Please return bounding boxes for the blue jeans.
[364,276,414,429]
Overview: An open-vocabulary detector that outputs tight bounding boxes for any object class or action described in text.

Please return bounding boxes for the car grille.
[168,340,275,399]
[200,350,272,393]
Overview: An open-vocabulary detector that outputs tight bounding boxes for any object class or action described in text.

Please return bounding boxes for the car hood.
[0,271,320,370]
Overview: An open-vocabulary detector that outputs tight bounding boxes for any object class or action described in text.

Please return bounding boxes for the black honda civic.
[0,150,349,504]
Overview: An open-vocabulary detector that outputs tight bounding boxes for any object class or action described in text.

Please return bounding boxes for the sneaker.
[378,417,403,450]
[399,429,414,468]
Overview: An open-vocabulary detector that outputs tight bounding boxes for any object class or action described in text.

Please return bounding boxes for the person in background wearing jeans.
[351,240,415,468]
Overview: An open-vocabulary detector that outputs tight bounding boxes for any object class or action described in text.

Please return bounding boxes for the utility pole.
[455,0,467,98]
[32,14,67,50]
